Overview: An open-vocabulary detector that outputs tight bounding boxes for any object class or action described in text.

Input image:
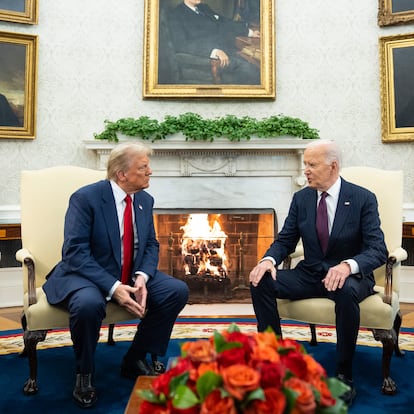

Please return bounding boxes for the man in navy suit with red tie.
[249,139,388,406]
[43,142,189,408]
[169,0,260,85]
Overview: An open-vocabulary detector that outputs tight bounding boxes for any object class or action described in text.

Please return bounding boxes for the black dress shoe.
[120,357,155,380]
[72,373,97,409]
[336,374,357,406]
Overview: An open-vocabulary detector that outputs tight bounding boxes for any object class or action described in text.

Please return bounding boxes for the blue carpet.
[0,323,413,413]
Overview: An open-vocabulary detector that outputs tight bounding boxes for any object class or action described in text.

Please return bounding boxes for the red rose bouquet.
[138,324,349,413]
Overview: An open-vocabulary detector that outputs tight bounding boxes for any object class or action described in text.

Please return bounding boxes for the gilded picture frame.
[378,0,414,27]
[379,32,414,142]
[143,0,275,99]
[0,0,38,24]
[0,31,37,139]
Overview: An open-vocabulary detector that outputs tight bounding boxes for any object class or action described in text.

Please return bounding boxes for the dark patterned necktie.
[316,192,329,253]
[121,195,133,284]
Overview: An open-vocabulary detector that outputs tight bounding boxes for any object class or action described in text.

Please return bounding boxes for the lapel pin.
[344,201,350,206]
[139,204,143,210]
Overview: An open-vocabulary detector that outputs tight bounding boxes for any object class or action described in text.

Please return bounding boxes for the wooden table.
[124,376,155,414]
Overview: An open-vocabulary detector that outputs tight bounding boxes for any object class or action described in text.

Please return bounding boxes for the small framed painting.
[0,0,38,24]
[379,32,414,142]
[0,31,38,139]
[378,0,414,26]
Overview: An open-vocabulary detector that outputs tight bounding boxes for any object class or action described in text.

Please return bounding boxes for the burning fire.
[180,214,228,279]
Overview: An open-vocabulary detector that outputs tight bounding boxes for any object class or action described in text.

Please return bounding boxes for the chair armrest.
[15,247,37,306]
[16,247,34,263]
[388,246,408,263]
[383,246,408,305]
[282,244,304,269]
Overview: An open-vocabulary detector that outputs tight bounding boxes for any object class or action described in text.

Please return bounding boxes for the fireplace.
[154,209,276,303]
[85,136,309,302]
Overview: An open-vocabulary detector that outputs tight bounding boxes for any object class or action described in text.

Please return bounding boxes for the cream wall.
[1,0,414,212]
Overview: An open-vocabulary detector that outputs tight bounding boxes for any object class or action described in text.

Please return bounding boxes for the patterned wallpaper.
[0,0,414,215]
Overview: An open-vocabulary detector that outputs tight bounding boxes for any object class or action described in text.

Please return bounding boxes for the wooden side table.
[124,376,155,414]
[0,223,21,240]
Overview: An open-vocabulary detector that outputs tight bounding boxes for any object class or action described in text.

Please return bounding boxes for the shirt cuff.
[106,280,121,301]
[260,256,276,266]
[342,259,359,275]
[134,271,149,284]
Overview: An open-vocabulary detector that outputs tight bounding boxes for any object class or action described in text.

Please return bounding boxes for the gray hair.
[305,139,342,169]
[106,142,153,180]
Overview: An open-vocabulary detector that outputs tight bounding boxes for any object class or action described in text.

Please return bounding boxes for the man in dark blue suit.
[43,142,189,408]
[249,139,388,406]
[168,0,260,85]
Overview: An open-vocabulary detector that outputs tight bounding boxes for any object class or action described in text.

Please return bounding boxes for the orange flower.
[284,377,316,414]
[221,364,260,400]
[182,339,216,363]
[244,387,286,414]
[255,331,280,349]
[200,389,237,414]
[197,361,219,377]
[302,354,326,381]
[311,377,336,408]
[251,344,281,364]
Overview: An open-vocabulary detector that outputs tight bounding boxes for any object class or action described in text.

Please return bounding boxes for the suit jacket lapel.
[329,179,353,249]
[304,189,320,248]
[101,181,122,268]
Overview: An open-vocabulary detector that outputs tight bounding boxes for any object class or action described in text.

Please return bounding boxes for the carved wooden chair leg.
[23,329,48,395]
[372,328,397,395]
[309,323,318,346]
[19,312,28,357]
[107,323,115,345]
[393,311,404,357]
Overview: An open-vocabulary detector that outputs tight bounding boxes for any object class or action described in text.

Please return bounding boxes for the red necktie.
[316,192,329,253]
[121,195,133,284]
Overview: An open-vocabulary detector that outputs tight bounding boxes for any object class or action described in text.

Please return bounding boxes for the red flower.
[244,387,286,414]
[200,389,237,414]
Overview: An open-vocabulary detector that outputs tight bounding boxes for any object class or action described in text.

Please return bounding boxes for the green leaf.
[196,371,223,401]
[169,372,190,395]
[172,384,199,409]
[326,377,351,399]
[213,330,243,353]
[138,389,163,404]
[318,397,348,414]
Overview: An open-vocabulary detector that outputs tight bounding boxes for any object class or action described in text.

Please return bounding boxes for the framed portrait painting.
[0,31,37,139]
[379,32,414,142]
[378,0,414,26]
[143,0,275,99]
[0,0,38,24]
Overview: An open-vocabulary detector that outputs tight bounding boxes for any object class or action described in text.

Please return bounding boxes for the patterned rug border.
[1,319,414,355]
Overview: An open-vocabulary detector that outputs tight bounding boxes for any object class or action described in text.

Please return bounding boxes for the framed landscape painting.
[143,0,275,99]
[379,32,414,142]
[0,31,37,139]
[0,0,38,24]
[378,0,414,26]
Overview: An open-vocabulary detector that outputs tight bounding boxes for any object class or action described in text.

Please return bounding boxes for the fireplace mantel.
[84,137,309,186]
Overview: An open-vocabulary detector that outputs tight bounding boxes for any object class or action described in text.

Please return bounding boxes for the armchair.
[16,166,134,395]
[278,167,407,395]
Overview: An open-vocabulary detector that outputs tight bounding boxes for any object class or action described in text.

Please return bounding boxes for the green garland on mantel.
[94,112,320,142]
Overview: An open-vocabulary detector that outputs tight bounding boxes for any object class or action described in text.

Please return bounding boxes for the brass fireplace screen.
[154,209,276,303]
